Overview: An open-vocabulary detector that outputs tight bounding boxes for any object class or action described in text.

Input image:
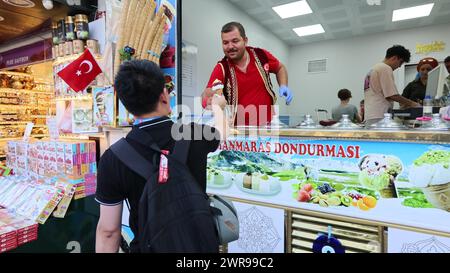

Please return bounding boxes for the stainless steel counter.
[232,128,450,143]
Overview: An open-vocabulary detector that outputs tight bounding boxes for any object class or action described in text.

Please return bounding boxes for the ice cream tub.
[422,183,450,212]
[408,150,450,210]
[358,154,403,198]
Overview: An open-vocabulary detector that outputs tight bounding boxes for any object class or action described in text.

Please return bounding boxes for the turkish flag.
[57,49,102,92]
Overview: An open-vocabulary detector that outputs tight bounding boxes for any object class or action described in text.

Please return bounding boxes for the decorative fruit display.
[362,196,377,209]
[296,183,313,202]
[293,181,378,211]
[302,183,313,192]
[297,190,311,202]
[349,193,378,211]
[318,183,336,194]
[340,196,352,207]
[357,199,371,211]
[310,193,329,207]
[327,196,342,206]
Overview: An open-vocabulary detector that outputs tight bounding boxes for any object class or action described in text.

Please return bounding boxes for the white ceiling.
[227,0,450,46]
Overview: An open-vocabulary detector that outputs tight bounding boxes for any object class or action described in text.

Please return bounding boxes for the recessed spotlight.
[392,3,434,22]
[273,1,313,19]
[293,24,325,37]
[42,0,53,10]
[2,0,35,8]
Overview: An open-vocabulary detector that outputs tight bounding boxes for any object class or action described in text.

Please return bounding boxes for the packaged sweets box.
[6,139,97,179]
[0,209,38,252]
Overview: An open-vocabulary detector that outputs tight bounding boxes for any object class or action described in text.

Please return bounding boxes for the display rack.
[0,70,55,157]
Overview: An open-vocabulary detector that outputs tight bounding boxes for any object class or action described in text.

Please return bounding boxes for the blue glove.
[279,85,293,105]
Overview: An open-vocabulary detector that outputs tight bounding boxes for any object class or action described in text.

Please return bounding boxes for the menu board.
[207,135,450,234]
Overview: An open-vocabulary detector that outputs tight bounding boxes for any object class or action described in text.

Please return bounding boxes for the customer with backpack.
[95,60,228,253]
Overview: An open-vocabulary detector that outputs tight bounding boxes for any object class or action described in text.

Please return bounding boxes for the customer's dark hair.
[338,89,352,101]
[114,60,165,116]
[385,45,411,63]
[222,22,246,38]
[445,56,450,63]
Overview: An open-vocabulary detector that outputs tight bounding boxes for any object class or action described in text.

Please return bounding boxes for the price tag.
[47,116,59,140]
[23,122,34,141]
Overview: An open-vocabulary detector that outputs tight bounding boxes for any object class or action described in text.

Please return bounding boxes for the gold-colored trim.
[382,228,388,253]
[292,214,379,232]
[250,48,276,104]
[285,210,292,253]
[230,66,238,124]
[225,196,450,238]
[233,128,450,143]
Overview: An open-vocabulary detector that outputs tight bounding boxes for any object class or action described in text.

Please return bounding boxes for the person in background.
[443,56,450,98]
[364,45,421,126]
[359,100,365,123]
[331,89,361,123]
[201,22,293,126]
[402,57,439,104]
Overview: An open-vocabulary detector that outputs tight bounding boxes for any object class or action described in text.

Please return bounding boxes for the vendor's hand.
[211,94,227,110]
[202,88,216,109]
[400,101,421,109]
[279,85,293,105]
[412,102,422,108]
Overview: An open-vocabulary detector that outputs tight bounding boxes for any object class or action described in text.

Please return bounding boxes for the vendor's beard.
[226,49,245,62]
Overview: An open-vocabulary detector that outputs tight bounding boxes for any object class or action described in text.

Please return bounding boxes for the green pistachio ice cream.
[409,150,450,187]
[358,154,403,191]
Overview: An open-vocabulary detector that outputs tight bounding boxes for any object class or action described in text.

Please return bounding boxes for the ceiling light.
[2,0,35,8]
[392,3,434,22]
[0,16,4,22]
[273,1,313,19]
[293,24,325,37]
[42,0,53,10]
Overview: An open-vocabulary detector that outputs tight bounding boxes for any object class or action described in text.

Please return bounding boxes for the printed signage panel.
[207,136,450,234]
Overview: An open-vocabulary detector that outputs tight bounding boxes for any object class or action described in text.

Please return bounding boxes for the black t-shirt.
[402,79,426,103]
[95,117,220,248]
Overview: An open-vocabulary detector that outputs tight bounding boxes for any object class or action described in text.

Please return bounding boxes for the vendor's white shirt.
[364,63,399,121]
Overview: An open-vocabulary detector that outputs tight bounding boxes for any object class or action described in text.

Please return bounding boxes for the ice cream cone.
[212,79,224,95]
[422,182,450,212]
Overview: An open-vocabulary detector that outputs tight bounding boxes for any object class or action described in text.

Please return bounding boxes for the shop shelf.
[0,88,53,95]
[0,121,29,125]
[29,115,50,118]
[0,137,22,142]
[0,71,32,77]
[30,134,49,138]
[0,105,49,110]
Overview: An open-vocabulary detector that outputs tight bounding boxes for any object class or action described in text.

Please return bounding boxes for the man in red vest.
[201,22,293,127]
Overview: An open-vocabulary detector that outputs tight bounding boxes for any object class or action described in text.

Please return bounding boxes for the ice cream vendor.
[201,22,293,126]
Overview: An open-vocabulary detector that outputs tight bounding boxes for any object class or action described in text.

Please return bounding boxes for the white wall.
[288,23,450,120]
[182,0,290,116]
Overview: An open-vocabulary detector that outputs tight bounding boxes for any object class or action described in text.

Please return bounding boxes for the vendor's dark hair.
[386,45,411,63]
[338,89,352,101]
[222,22,246,39]
[445,56,450,63]
[114,60,165,116]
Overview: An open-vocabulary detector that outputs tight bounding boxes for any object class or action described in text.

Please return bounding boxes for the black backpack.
[110,127,219,253]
